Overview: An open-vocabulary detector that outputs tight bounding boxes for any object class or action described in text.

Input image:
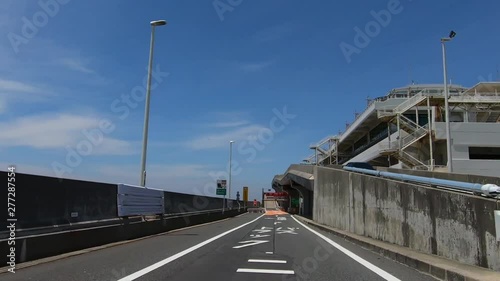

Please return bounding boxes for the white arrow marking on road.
[276,227,298,235]
[233,240,269,249]
[250,234,270,238]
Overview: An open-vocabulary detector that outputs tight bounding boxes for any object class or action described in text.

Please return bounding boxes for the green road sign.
[216,188,226,196]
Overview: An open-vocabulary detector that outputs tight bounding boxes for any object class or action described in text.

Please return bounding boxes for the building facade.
[304,82,500,177]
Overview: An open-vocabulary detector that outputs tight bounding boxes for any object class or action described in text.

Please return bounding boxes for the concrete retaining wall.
[313,166,500,271]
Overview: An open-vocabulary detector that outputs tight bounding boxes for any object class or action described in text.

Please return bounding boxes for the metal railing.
[400,124,429,149]
[343,166,500,197]
[393,92,426,113]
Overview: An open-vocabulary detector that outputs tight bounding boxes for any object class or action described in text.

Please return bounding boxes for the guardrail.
[343,166,500,197]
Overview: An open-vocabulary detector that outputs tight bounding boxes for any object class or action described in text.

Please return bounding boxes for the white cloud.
[0,79,55,114]
[210,121,250,128]
[0,98,5,113]
[185,125,267,150]
[240,60,275,72]
[0,79,38,93]
[96,164,214,191]
[0,162,54,177]
[59,58,95,74]
[101,164,210,180]
[0,113,135,155]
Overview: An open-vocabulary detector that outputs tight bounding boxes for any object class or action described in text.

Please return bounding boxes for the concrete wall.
[313,166,500,270]
[433,122,500,177]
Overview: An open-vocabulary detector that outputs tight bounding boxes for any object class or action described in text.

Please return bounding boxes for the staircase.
[393,92,427,114]
[486,112,500,122]
[377,91,428,118]
[398,115,430,150]
[394,151,427,168]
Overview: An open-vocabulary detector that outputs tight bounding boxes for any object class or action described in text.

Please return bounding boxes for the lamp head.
[151,20,167,27]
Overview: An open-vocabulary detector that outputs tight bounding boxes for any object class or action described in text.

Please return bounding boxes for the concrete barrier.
[313,166,500,271]
[0,209,243,265]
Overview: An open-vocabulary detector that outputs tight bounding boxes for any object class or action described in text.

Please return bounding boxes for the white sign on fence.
[117,184,164,217]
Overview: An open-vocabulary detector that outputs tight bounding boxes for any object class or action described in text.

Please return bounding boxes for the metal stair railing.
[397,150,427,168]
[393,92,427,114]
[400,124,429,149]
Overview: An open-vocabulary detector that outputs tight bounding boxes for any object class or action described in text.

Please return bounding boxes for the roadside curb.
[294,216,500,281]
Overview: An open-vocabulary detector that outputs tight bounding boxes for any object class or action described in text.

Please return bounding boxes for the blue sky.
[1,0,499,200]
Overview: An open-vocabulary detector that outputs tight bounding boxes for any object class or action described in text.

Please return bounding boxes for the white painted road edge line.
[237,268,295,274]
[118,214,265,281]
[291,216,401,281]
[248,259,287,264]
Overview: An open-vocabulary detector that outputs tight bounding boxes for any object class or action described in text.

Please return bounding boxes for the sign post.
[243,186,248,207]
[217,180,227,213]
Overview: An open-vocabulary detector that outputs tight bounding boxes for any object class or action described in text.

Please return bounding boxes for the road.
[1,212,437,281]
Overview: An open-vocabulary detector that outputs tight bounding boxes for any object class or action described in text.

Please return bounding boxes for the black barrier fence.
[0,171,244,231]
[0,171,117,230]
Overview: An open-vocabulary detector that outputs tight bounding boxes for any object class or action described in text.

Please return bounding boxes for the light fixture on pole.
[140,19,167,187]
[229,140,235,200]
[440,30,456,173]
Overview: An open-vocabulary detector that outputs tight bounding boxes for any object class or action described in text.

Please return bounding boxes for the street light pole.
[140,20,167,187]
[229,141,234,200]
[441,30,456,173]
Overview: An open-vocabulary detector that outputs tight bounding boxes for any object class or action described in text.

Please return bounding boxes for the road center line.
[291,216,401,281]
[117,214,265,281]
[248,259,287,264]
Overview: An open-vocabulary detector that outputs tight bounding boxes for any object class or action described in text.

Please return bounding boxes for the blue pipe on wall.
[343,166,500,197]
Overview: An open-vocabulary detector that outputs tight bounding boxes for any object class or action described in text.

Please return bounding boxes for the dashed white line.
[117,214,265,281]
[237,268,295,274]
[248,259,287,264]
[265,252,273,254]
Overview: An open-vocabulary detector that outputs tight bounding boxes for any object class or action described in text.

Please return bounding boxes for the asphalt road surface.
[1,212,437,281]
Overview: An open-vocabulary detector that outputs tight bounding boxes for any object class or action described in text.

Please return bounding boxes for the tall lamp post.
[140,19,167,187]
[228,141,235,200]
[441,30,456,173]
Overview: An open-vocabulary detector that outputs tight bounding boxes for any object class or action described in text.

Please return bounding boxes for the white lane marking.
[291,216,401,281]
[117,214,265,281]
[237,268,294,274]
[265,252,273,254]
[250,234,270,238]
[233,240,269,249]
[248,259,287,264]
